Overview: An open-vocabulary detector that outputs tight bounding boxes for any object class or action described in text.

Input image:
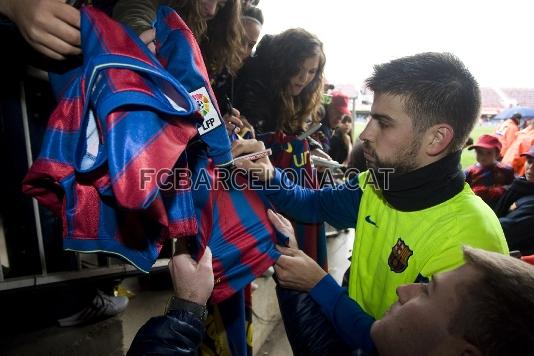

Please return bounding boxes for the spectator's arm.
[127,310,204,355]
[129,248,213,355]
[0,0,81,60]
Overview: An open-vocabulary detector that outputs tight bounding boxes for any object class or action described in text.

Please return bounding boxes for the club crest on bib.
[388,238,413,273]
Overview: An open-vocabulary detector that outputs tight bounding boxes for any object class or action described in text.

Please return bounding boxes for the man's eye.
[377,120,389,128]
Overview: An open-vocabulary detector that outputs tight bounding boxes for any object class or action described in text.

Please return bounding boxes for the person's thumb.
[199,246,212,267]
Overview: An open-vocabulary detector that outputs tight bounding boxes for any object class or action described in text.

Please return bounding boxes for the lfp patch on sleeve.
[190,87,223,135]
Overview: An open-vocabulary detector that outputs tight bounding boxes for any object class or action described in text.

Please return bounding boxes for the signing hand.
[274,245,327,291]
[267,209,297,248]
[231,139,275,181]
[169,247,214,306]
[1,0,81,60]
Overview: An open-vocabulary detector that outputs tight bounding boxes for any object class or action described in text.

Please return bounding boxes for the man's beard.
[363,140,421,176]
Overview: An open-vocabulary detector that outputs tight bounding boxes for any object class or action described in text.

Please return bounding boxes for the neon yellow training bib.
[348,171,509,318]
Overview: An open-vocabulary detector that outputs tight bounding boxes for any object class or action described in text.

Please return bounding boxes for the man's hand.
[223,108,243,135]
[169,247,214,305]
[232,139,275,181]
[1,0,81,60]
[267,209,297,248]
[274,246,327,291]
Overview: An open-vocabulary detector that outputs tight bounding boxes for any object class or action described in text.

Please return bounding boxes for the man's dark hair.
[366,52,480,151]
[449,247,534,355]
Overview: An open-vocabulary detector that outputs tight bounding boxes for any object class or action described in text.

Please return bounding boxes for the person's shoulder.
[495,161,514,172]
[464,163,480,173]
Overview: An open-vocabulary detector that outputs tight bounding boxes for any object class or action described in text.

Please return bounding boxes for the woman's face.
[288,54,320,96]
[200,0,228,20]
[340,120,352,133]
[241,18,262,60]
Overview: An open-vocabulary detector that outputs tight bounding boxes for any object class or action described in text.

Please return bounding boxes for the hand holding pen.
[223,96,244,137]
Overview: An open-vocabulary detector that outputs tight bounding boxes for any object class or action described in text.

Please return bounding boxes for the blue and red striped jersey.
[23,6,281,305]
[24,6,200,272]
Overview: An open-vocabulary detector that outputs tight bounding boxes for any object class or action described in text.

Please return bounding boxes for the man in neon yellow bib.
[233,52,509,321]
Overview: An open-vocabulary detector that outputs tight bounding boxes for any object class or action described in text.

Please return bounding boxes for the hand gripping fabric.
[155,5,233,167]
[23,6,201,272]
[187,145,285,356]
[259,131,328,269]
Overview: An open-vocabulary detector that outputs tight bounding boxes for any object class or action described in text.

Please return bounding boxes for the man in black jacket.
[495,145,534,252]
[128,246,213,355]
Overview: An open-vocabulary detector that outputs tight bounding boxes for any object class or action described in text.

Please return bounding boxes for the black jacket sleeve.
[127,310,204,355]
[499,196,534,251]
[276,286,355,356]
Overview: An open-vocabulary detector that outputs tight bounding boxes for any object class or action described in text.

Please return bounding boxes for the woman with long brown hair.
[233,28,326,135]
[233,29,329,278]
[112,0,245,77]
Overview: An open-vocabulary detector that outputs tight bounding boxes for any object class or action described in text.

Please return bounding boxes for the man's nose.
[359,119,374,141]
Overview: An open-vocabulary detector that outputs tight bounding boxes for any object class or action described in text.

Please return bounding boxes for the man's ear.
[424,124,454,156]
